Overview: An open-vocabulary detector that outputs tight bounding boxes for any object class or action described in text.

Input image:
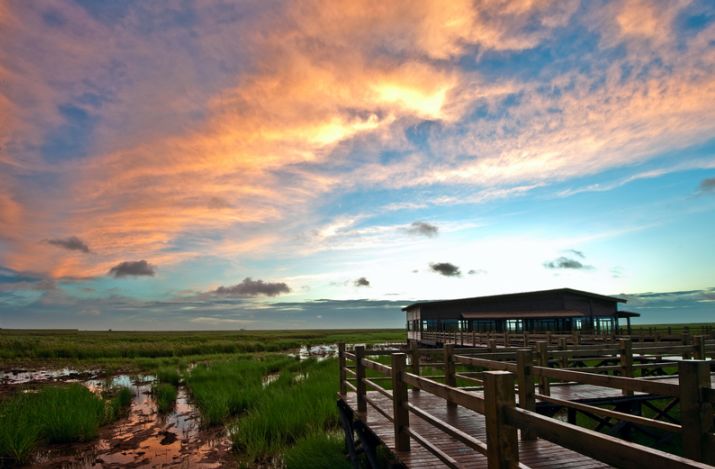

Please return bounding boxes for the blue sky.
[1,0,714,329]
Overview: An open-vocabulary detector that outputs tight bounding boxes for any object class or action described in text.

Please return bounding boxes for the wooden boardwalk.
[344,391,611,468]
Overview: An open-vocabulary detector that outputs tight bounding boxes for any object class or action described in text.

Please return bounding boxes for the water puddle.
[1,369,233,467]
[262,373,280,388]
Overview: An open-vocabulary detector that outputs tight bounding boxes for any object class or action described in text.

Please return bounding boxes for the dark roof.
[401,288,627,312]
[617,311,640,318]
[462,310,586,319]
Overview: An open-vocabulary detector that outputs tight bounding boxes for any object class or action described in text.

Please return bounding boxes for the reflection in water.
[18,373,233,468]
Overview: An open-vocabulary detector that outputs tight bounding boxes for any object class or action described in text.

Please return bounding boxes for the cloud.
[699,178,715,192]
[405,221,439,238]
[214,277,291,297]
[46,236,90,253]
[354,277,370,287]
[565,249,584,258]
[429,262,461,277]
[108,260,156,278]
[543,256,593,270]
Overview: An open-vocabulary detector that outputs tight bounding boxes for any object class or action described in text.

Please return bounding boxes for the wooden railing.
[420,330,715,351]
[338,342,715,468]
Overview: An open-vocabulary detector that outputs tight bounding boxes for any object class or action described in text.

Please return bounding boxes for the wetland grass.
[0,384,133,464]
[152,383,178,414]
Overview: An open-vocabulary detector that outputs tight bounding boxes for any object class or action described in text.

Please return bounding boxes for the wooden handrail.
[454,354,518,372]
[403,372,486,414]
[504,406,711,469]
[532,365,680,396]
[362,357,392,376]
[535,393,681,433]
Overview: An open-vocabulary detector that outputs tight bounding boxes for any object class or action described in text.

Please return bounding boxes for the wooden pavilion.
[403,288,639,344]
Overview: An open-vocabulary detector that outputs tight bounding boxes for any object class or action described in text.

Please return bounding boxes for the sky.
[1,0,715,330]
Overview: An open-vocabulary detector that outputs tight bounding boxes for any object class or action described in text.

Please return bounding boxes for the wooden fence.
[338,340,715,468]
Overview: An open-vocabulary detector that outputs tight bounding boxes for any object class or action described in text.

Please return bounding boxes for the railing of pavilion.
[338,340,715,468]
[420,328,715,349]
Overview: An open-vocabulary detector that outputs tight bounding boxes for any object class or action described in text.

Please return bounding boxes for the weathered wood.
[403,372,485,414]
[355,345,367,415]
[455,354,517,372]
[532,365,680,396]
[338,342,347,396]
[505,407,711,469]
[444,344,456,410]
[558,337,568,369]
[516,349,536,440]
[484,371,519,469]
[620,338,633,396]
[535,393,681,433]
[362,357,392,376]
[679,360,715,464]
[537,341,550,396]
[392,353,411,452]
[682,333,692,359]
[410,341,421,391]
[405,427,460,468]
[407,402,488,456]
[694,336,705,360]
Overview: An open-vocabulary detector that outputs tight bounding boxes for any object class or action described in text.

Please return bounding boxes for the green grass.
[186,356,293,426]
[284,433,352,469]
[185,356,346,465]
[152,383,178,414]
[0,329,405,370]
[156,367,182,386]
[0,384,132,464]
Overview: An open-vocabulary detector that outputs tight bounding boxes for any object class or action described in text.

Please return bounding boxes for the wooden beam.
[484,371,519,469]
[391,353,410,452]
[355,345,367,415]
[679,360,715,464]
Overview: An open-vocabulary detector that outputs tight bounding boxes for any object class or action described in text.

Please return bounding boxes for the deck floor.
[343,391,612,468]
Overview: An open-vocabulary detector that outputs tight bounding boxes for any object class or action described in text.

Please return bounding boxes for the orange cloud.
[1,0,713,280]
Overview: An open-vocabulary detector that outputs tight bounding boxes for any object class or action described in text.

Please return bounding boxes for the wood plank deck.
[343,391,612,468]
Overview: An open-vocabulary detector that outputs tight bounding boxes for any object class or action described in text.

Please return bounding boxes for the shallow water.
[1,369,232,468]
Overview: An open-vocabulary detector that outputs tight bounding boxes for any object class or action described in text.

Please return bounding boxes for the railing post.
[536,341,550,396]
[484,371,519,469]
[355,345,367,415]
[489,338,497,353]
[391,353,411,452]
[444,344,457,410]
[504,331,509,347]
[338,343,347,396]
[516,349,536,441]
[619,339,633,396]
[682,332,692,359]
[410,341,420,391]
[679,360,714,464]
[694,335,706,360]
[558,337,568,369]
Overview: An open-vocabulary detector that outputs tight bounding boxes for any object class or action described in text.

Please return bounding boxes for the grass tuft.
[0,384,112,464]
[153,383,177,414]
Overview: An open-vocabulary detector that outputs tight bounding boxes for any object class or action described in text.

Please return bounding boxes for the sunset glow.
[1,0,714,329]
